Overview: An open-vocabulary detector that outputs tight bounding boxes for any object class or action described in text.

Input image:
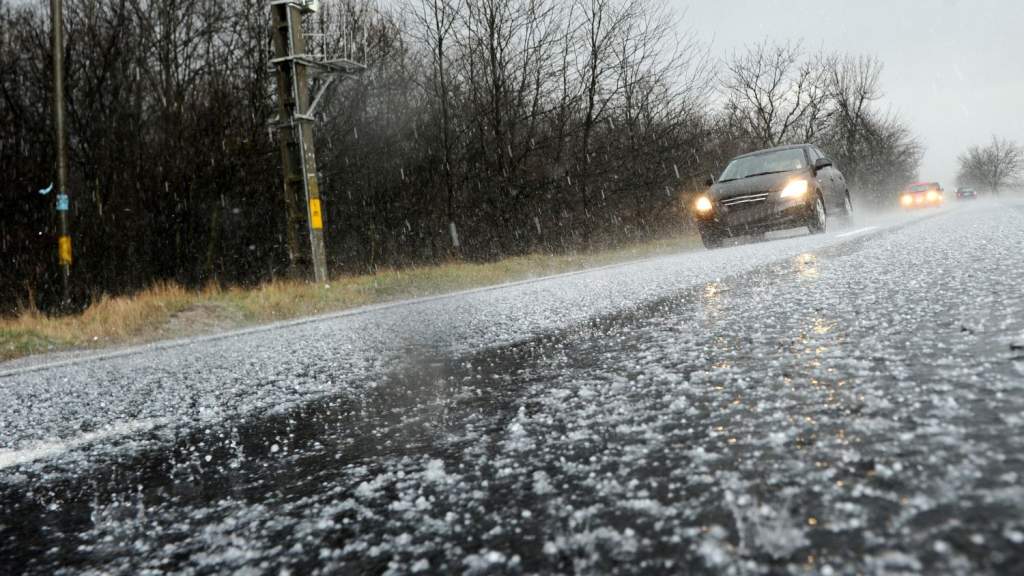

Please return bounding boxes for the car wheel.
[807,195,827,234]
[836,193,854,226]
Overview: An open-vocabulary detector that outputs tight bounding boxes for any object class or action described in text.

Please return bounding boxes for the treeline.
[2,0,278,311]
[0,0,922,313]
[956,136,1022,193]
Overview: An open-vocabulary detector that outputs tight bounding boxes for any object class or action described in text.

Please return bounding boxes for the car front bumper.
[900,194,944,208]
[695,196,812,236]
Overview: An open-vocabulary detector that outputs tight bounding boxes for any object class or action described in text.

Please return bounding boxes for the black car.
[956,187,978,200]
[692,144,852,249]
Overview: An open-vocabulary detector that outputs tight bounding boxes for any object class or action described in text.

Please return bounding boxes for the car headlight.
[900,195,913,207]
[780,179,809,199]
[926,190,939,201]
[695,196,714,214]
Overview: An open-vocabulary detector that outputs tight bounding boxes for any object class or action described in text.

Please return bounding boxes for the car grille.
[720,193,769,208]
[719,193,772,226]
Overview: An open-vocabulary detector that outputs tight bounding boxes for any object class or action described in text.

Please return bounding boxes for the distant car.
[692,144,852,249]
[900,182,945,208]
[956,187,978,200]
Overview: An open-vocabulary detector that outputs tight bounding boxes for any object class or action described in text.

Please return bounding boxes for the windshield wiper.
[718,170,789,183]
[742,170,790,179]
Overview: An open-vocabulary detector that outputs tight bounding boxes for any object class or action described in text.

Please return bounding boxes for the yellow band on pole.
[58,235,72,265]
[309,198,323,230]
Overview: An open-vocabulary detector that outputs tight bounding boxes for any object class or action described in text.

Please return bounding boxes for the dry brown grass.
[0,283,207,359]
[1,234,698,362]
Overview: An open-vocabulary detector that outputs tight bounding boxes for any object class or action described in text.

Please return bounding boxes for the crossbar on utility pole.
[51,0,71,305]
[269,0,364,283]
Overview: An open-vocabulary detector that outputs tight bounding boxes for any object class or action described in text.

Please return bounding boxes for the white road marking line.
[836,226,878,239]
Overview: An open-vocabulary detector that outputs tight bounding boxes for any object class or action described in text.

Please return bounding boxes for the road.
[2,199,1024,575]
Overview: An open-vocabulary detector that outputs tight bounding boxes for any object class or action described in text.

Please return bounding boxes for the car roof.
[734,144,810,159]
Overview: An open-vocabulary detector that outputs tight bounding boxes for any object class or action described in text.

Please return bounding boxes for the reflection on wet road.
[2,201,1024,574]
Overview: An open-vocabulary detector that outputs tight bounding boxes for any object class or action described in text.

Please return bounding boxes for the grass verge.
[1,234,699,362]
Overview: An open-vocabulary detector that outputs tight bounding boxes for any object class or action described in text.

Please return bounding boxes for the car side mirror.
[814,157,832,171]
[704,176,715,187]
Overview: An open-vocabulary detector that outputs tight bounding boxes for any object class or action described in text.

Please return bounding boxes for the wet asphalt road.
[2,200,1024,575]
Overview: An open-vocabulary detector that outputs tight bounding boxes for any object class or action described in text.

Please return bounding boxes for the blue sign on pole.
[56,193,69,212]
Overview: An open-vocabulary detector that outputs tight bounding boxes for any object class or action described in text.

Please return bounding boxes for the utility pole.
[270,0,363,283]
[51,0,71,305]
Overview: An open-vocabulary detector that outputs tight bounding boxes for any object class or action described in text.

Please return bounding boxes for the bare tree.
[722,41,827,148]
[611,1,709,230]
[854,110,924,203]
[819,55,885,189]
[408,0,462,249]
[574,0,629,165]
[826,54,882,135]
[957,136,1023,194]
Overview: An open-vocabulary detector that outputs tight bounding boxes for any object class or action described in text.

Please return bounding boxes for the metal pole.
[271,1,328,283]
[51,0,71,305]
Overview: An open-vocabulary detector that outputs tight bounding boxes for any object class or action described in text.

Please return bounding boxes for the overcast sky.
[676,0,1024,186]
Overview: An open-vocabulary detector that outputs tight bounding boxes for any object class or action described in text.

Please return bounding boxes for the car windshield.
[910,184,938,192]
[719,148,807,182]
